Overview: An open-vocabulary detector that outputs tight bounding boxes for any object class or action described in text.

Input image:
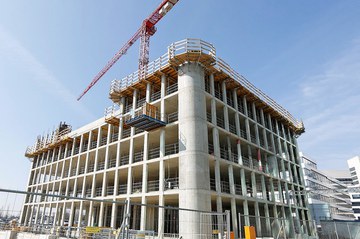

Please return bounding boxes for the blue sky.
[0,0,360,211]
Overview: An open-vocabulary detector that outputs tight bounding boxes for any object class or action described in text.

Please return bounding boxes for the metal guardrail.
[110,38,303,131]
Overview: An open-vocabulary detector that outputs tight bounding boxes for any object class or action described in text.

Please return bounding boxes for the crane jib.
[77,0,179,101]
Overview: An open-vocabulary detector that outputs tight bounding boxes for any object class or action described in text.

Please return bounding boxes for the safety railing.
[148,147,160,160]
[97,161,105,171]
[165,143,179,156]
[164,177,179,190]
[122,128,131,138]
[119,155,129,166]
[147,180,159,192]
[132,182,142,194]
[118,184,127,195]
[210,178,216,191]
[206,111,212,122]
[133,151,144,163]
[108,158,116,168]
[167,111,178,123]
[166,82,178,95]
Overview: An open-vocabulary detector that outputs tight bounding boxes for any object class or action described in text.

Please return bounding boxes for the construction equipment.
[77,0,179,101]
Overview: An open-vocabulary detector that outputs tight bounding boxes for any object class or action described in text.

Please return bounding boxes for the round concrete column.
[178,62,211,237]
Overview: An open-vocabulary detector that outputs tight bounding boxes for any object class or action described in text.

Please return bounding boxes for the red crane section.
[77,0,179,101]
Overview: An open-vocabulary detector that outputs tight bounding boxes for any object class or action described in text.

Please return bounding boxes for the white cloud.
[0,25,96,120]
[296,38,360,168]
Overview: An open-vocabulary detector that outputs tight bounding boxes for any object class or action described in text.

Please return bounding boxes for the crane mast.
[77,0,179,101]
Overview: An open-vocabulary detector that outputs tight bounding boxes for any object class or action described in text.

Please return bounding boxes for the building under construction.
[21,39,314,238]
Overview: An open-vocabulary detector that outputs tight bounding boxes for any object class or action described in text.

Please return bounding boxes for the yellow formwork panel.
[244,226,256,239]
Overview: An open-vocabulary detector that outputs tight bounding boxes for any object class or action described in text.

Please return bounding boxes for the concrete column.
[236,139,243,165]
[140,197,147,230]
[278,181,284,204]
[158,195,165,238]
[178,62,210,236]
[28,205,34,226]
[288,144,296,164]
[88,175,96,225]
[212,128,220,157]
[254,202,261,236]
[247,145,253,168]
[110,202,117,229]
[60,202,67,226]
[240,168,247,197]
[39,204,46,225]
[119,97,125,140]
[161,74,166,120]
[228,165,235,195]
[129,89,138,163]
[69,202,75,226]
[23,206,30,226]
[211,99,217,126]
[251,172,257,198]
[252,103,261,146]
[269,178,276,203]
[222,81,229,131]
[210,74,215,96]
[243,200,250,226]
[98,203,105,227]
[53,156,60,180]
[233,89,241,134]
[259,175,266,200]
[141,163,148,230]
[215,160,221,193]
[52,203,60,226]
[264,203,271,236]
[77,201,84,229]
[230,198,239,239]
[93,127,102,172]
[243,96,251,141]
[227,136,232,162]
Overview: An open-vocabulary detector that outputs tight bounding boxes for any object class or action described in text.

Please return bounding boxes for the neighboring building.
[301,154,355,225]
[323,170,355,187]
[21,39,312,238]
[348,156,360,186]
[346,156,360,220]
[347,187,360,220]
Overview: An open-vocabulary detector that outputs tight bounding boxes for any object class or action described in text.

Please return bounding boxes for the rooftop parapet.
[109,38,305,134]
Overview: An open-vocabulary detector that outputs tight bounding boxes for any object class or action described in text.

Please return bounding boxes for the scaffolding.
[24,122,73,159]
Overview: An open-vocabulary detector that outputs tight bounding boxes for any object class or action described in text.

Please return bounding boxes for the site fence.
[0,189,231,239]
[238,214,317,239]
[319,220,360,239]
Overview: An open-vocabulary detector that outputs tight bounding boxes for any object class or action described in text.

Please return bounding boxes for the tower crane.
[77,0,179,101]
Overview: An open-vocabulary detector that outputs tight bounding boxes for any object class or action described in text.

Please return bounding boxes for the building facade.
[301,154,355,225]
[346,156,360,219]
[21,39,313,238]
[348,156,360,186]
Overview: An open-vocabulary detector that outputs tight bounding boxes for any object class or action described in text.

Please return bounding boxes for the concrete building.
[301,154,355,225]
[21,39,313,238]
